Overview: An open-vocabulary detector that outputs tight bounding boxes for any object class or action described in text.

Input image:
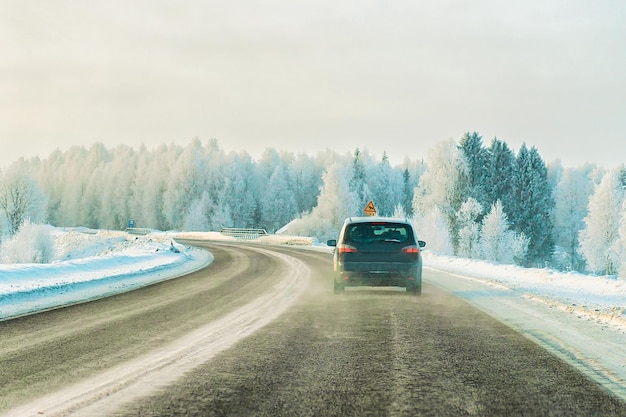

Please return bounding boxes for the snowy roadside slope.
[2,229,626,398]
[423,252,626,332]
[0,229,211,321]
[1,229,625,333]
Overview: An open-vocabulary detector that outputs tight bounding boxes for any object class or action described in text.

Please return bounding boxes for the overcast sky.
[1,1,625,169]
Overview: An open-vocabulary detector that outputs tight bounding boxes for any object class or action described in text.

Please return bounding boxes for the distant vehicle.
[327,217,426,295]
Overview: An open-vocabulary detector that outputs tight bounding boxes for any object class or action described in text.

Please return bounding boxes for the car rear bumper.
[335,262,421,288]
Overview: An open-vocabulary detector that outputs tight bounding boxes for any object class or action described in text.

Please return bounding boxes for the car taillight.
[338,244,357,253]
[402,246,419,254]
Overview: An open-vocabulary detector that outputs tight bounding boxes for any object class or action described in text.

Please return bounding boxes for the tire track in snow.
[2,245,310,417]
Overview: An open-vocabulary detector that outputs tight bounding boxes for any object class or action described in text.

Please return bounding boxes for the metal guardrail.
[126,227,152,236]
[220,227,268,240]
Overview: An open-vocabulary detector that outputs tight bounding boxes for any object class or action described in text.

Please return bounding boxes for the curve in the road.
[1,242,309,417]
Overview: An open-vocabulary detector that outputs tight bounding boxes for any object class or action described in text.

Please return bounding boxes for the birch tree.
[457,197,483,259]
[480,200,529,265]
[0,163,48,236]
[414,139,469,253]
[288,162,358,241]
[551,165,596,271]
[579,167,625,275]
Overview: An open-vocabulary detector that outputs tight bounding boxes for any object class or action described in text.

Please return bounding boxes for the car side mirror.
[418,240,426,248]
[327,239,337,247]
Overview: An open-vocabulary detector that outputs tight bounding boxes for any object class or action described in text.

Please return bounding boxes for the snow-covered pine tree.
[370,152,403,217]
[458,132,488,209]
[579,167,625,275]
[511,144,554,266]
[350,148,368,208]
[484,138,516,221]
[291,153,323,215]
[402,168,414,217]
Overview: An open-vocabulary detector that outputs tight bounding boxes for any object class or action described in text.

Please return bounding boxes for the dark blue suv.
[327,217,426,295]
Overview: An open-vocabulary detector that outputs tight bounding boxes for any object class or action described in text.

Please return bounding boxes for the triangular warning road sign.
[364,201,377,216]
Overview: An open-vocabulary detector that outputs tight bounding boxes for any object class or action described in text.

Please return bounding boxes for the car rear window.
[346,223,411,244]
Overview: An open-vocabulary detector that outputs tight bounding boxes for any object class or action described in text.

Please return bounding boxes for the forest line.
[1,133,625,277]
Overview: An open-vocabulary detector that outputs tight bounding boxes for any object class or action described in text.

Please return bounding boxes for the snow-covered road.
[427,267,626,402]
[1,228,626,402]
[3,244,311,417]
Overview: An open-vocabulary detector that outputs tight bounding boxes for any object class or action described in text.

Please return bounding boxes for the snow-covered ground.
[0,228,212,321]
[2,227,624,332]
[423,252,626,333]
[2,228,626,402]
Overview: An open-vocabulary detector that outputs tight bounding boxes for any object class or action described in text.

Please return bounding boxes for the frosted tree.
[579,167,625,275]
[256,148,284,184]
[208,196,233,231]
[261,165,298,232]
[350,148,370,208]
[400,157,425,217]
[401,168,413,216]
[0,220,54,263]
[182,189,232,232]
[162,141,208,230]
[315,161,359,230]
[456,197,483,259]
[393,203,408,219]
[551,165,596,271]
[414,139,469,253]
[182,195,210,231]
[480,200,508,262]
[614,199,626,278]
[370,152,403,217]
[480,200,529,264]
[223,151,259,228]
[484,138,516,220]
[134,144,171,230]
[37,144,110,229]
[37,148,64,226]
[288,162,358,241]
[511,144,554,266]
[98,145,138,229]
[291,153,323,214]
[412,206,453,255]
[0,162,48,236]
[55,146,89,226]
[81,144,110,228]
[459,132,488,207]
[80,165,106,229]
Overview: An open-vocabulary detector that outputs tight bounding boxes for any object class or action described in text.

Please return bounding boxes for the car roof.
[343,216,412,226]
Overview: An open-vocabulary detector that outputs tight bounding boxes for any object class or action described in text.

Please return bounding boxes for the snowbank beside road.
[1,229,625,334]
[0,229,211,321]
[423,252,626,332]
[2,229,625,404]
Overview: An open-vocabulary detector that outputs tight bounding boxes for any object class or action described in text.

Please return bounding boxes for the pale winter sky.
[1,1,625,169]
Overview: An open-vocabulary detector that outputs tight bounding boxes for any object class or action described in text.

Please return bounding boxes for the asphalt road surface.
[2,241,625,416]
